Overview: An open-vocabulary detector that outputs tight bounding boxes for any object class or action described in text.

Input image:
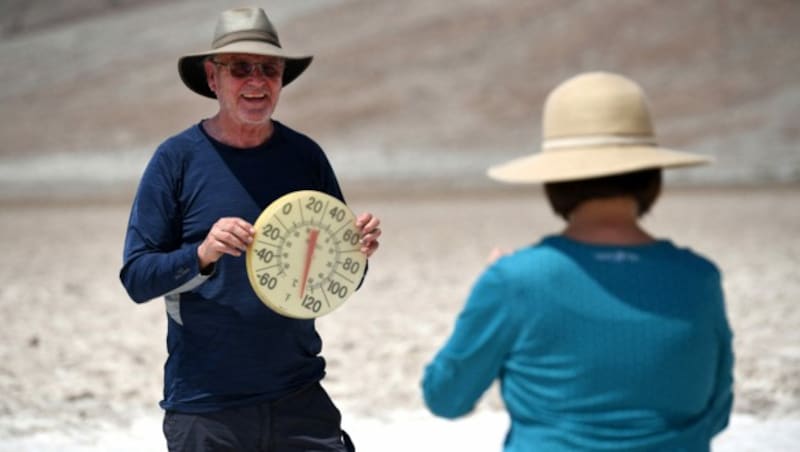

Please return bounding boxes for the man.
[120,7,380,451]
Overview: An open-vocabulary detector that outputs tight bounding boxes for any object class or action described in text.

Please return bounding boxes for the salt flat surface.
[1,412,797,452]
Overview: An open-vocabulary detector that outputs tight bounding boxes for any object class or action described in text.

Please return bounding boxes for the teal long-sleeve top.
[422,236,733,452]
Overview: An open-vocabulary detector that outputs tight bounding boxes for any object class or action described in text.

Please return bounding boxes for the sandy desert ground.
[0,185,798,451]
[1,1,799,450]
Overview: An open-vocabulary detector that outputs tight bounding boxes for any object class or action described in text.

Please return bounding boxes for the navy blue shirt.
[120,121,345,412]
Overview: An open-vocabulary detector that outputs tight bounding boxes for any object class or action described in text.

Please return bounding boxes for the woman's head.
[544,169,662,220]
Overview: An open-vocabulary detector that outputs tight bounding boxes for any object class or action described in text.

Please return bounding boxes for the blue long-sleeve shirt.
[120,121,345,413]
[422,236,733,452]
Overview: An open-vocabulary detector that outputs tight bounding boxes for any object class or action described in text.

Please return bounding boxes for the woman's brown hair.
[543,169,662,220]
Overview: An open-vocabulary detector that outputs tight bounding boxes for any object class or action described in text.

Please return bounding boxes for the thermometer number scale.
[246,190,366,319]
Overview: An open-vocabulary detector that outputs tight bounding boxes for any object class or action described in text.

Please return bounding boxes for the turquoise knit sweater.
[422,235,733,452]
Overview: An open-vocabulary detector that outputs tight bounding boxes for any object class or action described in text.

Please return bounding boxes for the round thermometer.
[246,190,366,319]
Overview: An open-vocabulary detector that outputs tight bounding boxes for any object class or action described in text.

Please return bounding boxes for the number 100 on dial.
[246,190,367,319]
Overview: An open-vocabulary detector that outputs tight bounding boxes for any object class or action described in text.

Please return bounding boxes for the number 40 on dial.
[246,190,367,319]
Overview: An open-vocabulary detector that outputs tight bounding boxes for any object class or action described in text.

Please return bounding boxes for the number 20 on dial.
[246,190,367,319]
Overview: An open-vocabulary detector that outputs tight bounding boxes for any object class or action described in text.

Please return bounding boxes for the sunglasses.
[211,59,284,79]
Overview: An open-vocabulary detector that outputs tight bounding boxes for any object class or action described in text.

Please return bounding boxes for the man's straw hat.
[488,72,711,183]
[178,7,312,98]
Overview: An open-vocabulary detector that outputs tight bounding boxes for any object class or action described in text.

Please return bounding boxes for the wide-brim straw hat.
[487,72,711,184]
[178,7,313,98]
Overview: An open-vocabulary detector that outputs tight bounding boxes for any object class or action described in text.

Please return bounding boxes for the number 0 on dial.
[246,190,367,319]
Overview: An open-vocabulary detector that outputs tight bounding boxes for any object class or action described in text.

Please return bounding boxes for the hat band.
[213,30,281,49]
[543,134,657,150]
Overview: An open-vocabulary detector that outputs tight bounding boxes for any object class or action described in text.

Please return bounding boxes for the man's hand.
[197,217,255,271]
[355,212,381,258]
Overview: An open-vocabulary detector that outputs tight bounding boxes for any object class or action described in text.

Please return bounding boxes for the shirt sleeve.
[119,147,209,303]
[421,262,519,418]
[707,275,734,437]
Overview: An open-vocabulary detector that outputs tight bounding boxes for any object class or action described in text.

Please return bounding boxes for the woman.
[421,72,733,451]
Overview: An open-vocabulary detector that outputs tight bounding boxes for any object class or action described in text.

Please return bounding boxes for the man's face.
[204,54,285,127]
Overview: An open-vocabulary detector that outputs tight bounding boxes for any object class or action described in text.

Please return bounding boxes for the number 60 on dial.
[246,190,367,319]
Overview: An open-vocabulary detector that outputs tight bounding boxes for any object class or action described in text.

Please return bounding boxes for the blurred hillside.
[1,0,798,197]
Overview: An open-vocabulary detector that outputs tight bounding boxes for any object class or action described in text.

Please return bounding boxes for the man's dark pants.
[163,383,355,451]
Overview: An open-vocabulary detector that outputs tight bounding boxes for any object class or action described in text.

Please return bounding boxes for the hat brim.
[487,146,712,184]
[178,41,313,98]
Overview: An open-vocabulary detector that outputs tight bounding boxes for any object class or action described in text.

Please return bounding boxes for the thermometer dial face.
[246,190,366,319]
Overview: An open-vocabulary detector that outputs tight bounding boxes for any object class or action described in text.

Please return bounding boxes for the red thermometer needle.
[300,228,319,298]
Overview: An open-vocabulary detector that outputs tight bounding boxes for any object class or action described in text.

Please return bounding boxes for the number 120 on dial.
[246,190,367,319]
